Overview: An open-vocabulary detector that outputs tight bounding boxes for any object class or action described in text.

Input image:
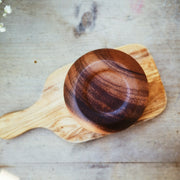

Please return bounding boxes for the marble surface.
[0,0,180,179]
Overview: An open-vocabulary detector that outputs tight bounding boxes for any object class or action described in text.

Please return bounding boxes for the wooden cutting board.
[0,44,167,143]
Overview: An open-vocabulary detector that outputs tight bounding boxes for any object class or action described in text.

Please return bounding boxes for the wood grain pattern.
[0,44,166,143]
[118,44,167,122]
[64,49,149,134]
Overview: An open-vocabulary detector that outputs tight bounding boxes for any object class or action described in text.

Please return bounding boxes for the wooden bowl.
[64,49,149,134]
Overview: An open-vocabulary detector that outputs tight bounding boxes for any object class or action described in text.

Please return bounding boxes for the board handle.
[0,98,70,139]
[0,109,36,139]
[0,100,43,139]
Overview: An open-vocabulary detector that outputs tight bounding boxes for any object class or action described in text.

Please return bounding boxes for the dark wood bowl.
[64,49,149,134]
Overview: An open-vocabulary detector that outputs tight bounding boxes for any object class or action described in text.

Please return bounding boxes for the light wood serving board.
[0,44,167,143]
